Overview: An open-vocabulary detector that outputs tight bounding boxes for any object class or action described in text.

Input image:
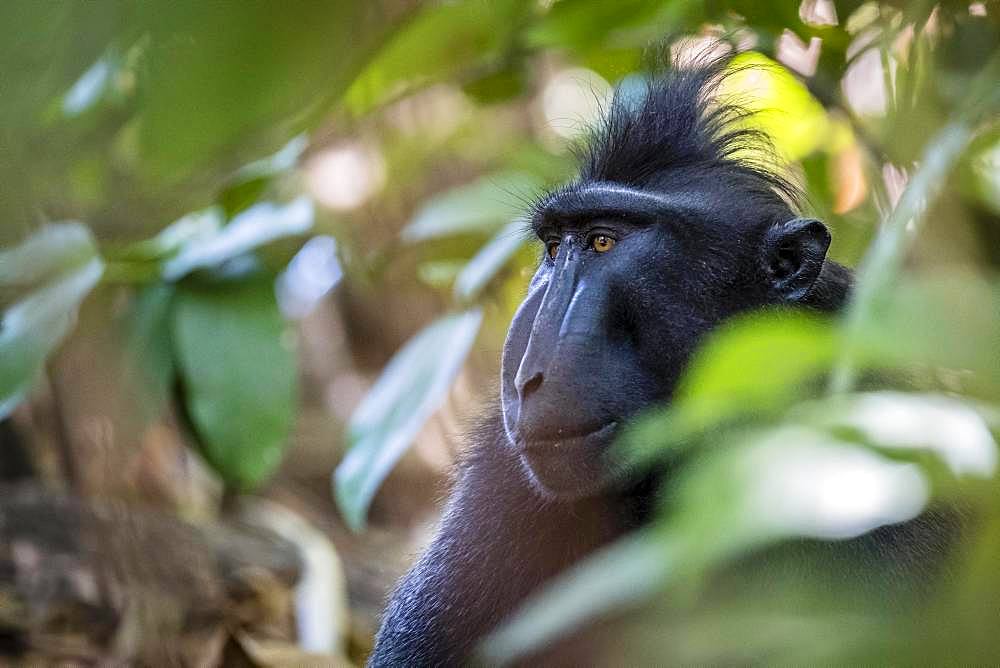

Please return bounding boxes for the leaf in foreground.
[484,425,933,663]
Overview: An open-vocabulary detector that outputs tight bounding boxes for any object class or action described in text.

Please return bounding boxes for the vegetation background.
[0,0,998,665]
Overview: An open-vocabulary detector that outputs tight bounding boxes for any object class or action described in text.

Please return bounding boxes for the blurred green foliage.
[1,0,999,662]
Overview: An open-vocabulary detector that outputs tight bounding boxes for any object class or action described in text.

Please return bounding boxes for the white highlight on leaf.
[162,198,314,281]
[841,392,998,477]
[742,427,929,540]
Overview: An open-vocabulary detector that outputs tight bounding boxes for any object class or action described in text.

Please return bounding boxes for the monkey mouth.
[516,421,618,453]
[515,422,621,499]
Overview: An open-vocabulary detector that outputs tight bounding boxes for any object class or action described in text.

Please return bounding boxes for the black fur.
[369,58,858,666]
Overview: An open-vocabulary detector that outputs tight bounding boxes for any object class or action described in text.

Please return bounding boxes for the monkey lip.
[515,421,618,454]
[515,421,620,499]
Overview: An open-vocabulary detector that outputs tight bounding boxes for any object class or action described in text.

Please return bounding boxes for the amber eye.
[591,234,615,253]
[546,240,560,260]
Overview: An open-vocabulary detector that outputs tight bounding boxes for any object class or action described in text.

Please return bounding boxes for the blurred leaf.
[218,176,271,221]
[462,65,527,104]
[0,2,127,129]
[831,65,993,391]
[163,198,314,281]
[723,53,832,162]
[112,208,223,264]
[0,223,104,418]
[417,260,466,290]
[453,219,526,302]
[172,279,297,490]
[61,50,118,118]
[234,135,309,182]
[401,171,541,243]
[860,273,1000,396]
[219,135,310,218]
[119,283,176,424]
[0,224,99,287]
[335,308,483,531]
[488,423,932,663]
[135,2,410,177]
[668,427,929,551]
[343,0,532,117]
[804,391,998,479]
[624,312,837,463]
[526,0,690,52]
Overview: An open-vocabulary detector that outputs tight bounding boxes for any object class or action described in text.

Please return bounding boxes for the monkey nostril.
[520,372,543,399]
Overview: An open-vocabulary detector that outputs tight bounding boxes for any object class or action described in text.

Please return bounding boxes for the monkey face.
[500,182,832,500]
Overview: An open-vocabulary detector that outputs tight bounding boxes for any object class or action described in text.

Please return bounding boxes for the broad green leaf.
[453,219,527,302]
[335,308,483,531]
[162,198,313,281]
[0,223,104,418]
[343,0,531,117]
[0,2,124,130]
[401,172,541,243]
[526,0,695,52]
[623,312,838,463]
[172,279,297,490]
[135,3,408,177]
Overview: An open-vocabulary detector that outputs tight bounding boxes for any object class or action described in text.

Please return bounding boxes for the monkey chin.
[514,422,629,501]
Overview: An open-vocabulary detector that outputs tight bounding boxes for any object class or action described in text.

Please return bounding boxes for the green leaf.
[401,172,541,243]
[453,219,527,303]
[343,0,531,117]
[859,274,1000,396]
[172,279,297,490]
[0,223,104,418]
[623,311,838,464]
[335,308,483,531]
[119,283,176,425]
[162,198,313,281]
[135,3,408,177]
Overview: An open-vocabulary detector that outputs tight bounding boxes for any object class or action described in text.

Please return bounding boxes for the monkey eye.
[546,240,560,260]
[590,234,616,253]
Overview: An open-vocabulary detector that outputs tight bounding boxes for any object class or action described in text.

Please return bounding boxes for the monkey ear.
[763,218,831,301]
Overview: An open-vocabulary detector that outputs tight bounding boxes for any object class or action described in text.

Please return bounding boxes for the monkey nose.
[518,370,544,400]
